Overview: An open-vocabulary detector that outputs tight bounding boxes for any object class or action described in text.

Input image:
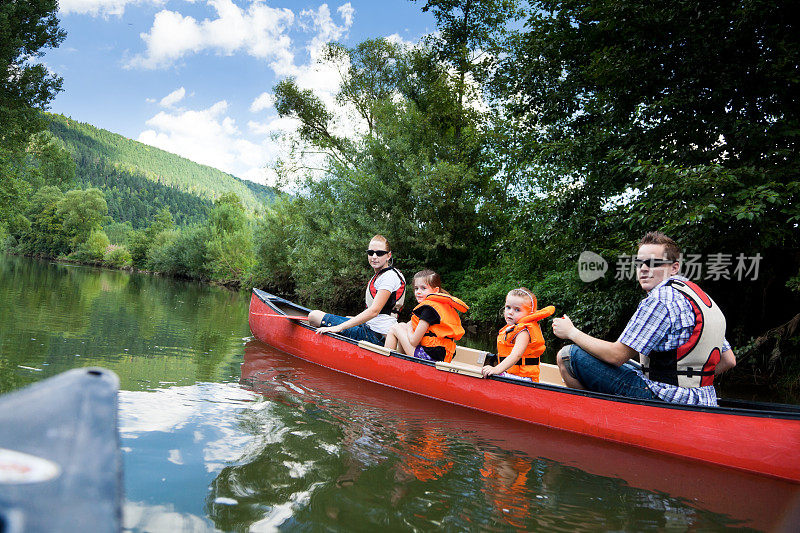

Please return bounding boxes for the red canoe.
[249,288,800,483]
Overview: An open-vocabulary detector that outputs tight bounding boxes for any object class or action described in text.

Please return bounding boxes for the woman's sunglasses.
[366,249,389,257]
[634,258,676,269]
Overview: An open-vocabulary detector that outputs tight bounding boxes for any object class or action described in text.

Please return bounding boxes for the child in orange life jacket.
[384,270,469,362]
[482,288,555,382]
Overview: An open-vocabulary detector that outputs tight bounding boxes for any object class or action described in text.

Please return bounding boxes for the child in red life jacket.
[384,270,469,362]
[482,288,555,382]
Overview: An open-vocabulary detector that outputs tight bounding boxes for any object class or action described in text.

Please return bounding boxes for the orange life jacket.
[396,428,454,482]
[410,293,469,362]
[496,305,555,381]
[480,453,532,529]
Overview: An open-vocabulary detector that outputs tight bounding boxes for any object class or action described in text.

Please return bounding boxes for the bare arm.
[715,349,736,375]
[407,319,431,347]
[552,315,637,366]
[316,289,391,335]
[482,330,531,377]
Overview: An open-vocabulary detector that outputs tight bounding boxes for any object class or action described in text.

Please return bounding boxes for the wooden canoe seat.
[435,360,483,377]
[358,340,566,386]
[434,345,487,378]
[450,345,488,366]
[539,363,566,387]
[358,341,392,356]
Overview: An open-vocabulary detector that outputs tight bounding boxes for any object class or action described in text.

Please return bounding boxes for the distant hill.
[46,114,277,227]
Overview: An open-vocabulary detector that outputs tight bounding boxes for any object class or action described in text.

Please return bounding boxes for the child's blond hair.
[507,287,536,311]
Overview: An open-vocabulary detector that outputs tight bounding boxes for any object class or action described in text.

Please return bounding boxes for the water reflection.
[0,254,250,392]
[233,340,800,532]
[119,383,261,531]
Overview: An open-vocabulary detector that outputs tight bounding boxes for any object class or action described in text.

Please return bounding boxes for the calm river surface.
[1,253,798,532]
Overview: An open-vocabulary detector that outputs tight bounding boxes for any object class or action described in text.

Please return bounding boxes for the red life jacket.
[410,293,469,362]
[366,267,406,316]
[641,279,726,388]
[496,306,555,381]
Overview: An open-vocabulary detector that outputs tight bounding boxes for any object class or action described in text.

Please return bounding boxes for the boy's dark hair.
[638,231,681,262]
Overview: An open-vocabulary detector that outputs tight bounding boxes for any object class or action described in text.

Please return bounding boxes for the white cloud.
[127,1,355,78]
[138,100,280,184]
[59,0,163,17]
[159,87,186,107]
[337,3,354,27]
[250,92,275,113]
[127,0,295,71]
[247,115,300,135]
[386,32,414,47]
[299,3,353,62]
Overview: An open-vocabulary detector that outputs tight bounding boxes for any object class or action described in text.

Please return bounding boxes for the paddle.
[251,313,308,320]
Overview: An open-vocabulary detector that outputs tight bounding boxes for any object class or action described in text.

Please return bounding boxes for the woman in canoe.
[309,235,406,344]
[482,288,555,382]
[384,269,468,362]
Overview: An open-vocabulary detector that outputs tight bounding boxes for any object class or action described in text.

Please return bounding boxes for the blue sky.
[44,1,437,185]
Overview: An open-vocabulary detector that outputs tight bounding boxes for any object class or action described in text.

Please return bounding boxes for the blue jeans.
[565,345,659,400]
[321,314,385,344]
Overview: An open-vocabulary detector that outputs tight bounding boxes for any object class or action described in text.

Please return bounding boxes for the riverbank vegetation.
[2,0,798,394]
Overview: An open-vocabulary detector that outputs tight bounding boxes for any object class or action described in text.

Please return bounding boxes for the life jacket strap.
[642,366,714,377]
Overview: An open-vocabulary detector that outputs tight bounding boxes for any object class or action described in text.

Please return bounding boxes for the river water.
[1,253,798,532]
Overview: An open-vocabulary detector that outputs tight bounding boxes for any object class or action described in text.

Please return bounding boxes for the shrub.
[104,244,132,268]
[70,229,110,262]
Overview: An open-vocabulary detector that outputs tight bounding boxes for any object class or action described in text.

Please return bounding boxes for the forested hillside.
[74,158,211,228]
[47,113,277,214]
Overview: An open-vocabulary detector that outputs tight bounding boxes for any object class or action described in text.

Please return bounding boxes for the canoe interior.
[251,288,800,419]
[267,296,311,317]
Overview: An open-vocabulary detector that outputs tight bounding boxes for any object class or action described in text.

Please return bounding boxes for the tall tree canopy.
[497,0,799,173]
[0,0,65,152]
[265,37,511,312]
[1,0,66,238]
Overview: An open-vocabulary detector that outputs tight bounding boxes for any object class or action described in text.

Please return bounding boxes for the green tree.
[413,0,521,138]
[17,185,68,256]
[128,207,175,266]
[497,0,799,174]
[1,0,65,152]
[71,229,111,262]
[56,188,108,249]
[1,130,74,240]
[24,131,76,190]
[1,0,65,235]
[265,39,508,311]
[274,78,352,168]
[323,39,401,136]
[205,193,254,284]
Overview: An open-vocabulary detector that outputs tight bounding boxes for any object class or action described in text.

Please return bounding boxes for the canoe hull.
[249,289,800,483]
[0,367,122,533]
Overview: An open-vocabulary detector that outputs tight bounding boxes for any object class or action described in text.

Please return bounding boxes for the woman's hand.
[551,315,575,340]
[316,325,343,335]
[481,365,500,378]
